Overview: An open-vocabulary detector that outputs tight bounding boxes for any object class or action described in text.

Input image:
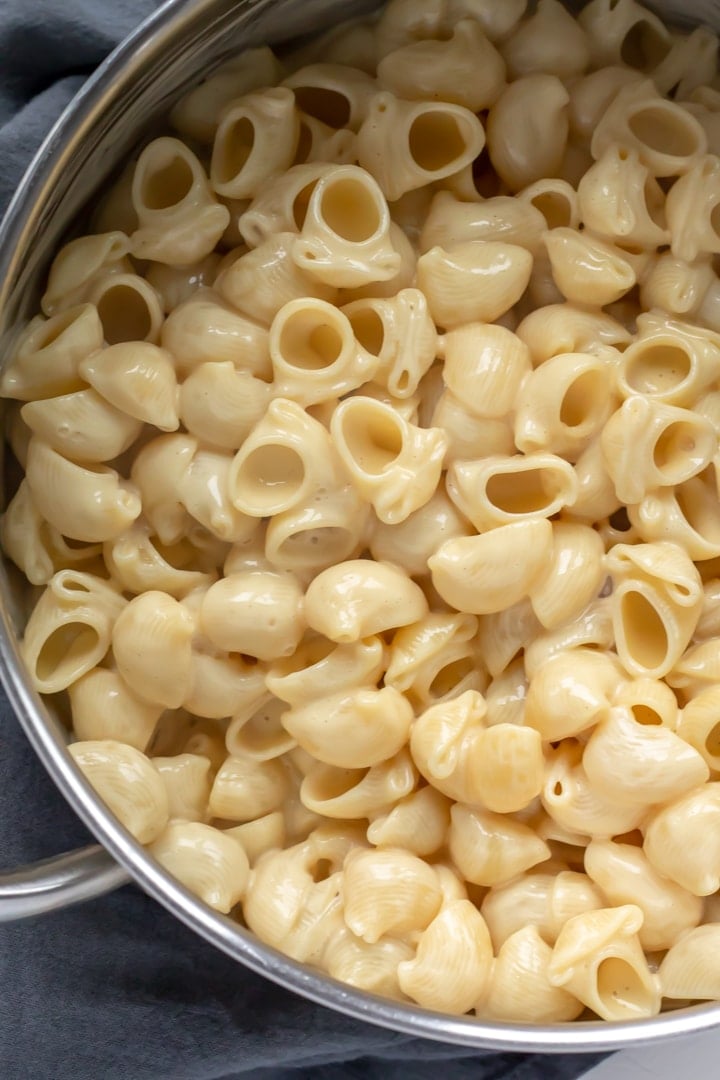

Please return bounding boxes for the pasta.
[199,571,305,659]
[659,924,720,1001]
[69,668,163,751]
[8,0,720,1028]
[342,288,437,399]
[150,821,250,913]
[591,78,707,176]
[342,847,442,942]
[130,137,230,265]
[170,47,283,142]
[449,803,551,887]
[87,271,165,346]
[397,899,493,1014]
[483,925,584,1022]
[151,753,213,823]
[481,871,604,951]
[40,231,132,316]
[377,19,505,112]
[282,685,414,768]
[446,453,579,532]
[1,304,104,401]
[584,839,703,951]
[291,165,402,288]
[420,192,547,255]
[356,93,486,202]
[544,228,637,307]
[210,88,300,201]
[547,905,662,1021]
[21,389,143,464]
[441,321,532,419]
[417,241,533,328]
[112,591,195,708]
[577,144,669,249]
[330,395,447,523]
[68,740,169,844]
[486,74,570,191]
[25,438,141,542]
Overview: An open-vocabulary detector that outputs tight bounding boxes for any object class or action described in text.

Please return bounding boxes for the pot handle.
[0,844,131,921]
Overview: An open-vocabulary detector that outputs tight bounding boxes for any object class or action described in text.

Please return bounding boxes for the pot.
[1,0,719,1054]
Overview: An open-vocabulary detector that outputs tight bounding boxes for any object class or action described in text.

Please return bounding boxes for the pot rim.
[1,0,719,1053]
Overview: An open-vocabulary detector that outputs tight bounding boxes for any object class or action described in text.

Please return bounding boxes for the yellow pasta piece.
[502,0,590,80]
[150,821,249,913]
[548,905,662,1022]
[69,739,169,844]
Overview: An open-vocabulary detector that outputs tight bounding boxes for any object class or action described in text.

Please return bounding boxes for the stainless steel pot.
[1,0,720,1053]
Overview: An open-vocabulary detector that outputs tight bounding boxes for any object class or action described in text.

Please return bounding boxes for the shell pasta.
[7,0,720,1027]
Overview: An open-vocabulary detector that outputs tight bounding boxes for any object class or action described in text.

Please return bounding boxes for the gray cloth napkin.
[0,1,611,1076]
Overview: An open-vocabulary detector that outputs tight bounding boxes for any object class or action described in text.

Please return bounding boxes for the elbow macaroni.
[7,0,720,1026]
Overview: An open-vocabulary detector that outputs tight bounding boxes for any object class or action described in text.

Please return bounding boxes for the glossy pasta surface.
[6,0,720,1025]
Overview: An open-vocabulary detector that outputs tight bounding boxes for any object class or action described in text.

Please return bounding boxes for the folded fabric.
[0,1,610,1076]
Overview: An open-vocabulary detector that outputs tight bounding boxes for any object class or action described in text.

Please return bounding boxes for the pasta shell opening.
[620,20,673,71]
[318,175,382,243]
[35,622,101,688]
[210,88,300,202]
[140,151,195,211]
[339,401,403,475]
[293,121,314,165]
[302,750,417,818]
[558,369,608,430]
[628,104,704,159]
[94,279,160,345]
[630,703,663,727]
[679,690,720,768]
[707,197,720,245]
[528,189,575,230]
[273,525,357,569]
[303,763,367,802]
[292,86,351,129]
[278,308,346,371]
[652,419,711,483]
[214,116,255,186]
[345,306,385,357]
[232,444,306,515]
[35,307,85,350]
[484,464,572,517]
[623,342,692,397]
[226,697,295,760]
[595,955,658,1020]
[706,720,720,759]
[617,586,670,674]
[678,477,720,545]
[614,677,678,729]
[293,181,319,229]
[428,656,476,702]
[408,110,468,174]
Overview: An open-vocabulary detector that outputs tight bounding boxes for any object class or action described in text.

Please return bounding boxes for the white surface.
[582,1029,720,1078]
